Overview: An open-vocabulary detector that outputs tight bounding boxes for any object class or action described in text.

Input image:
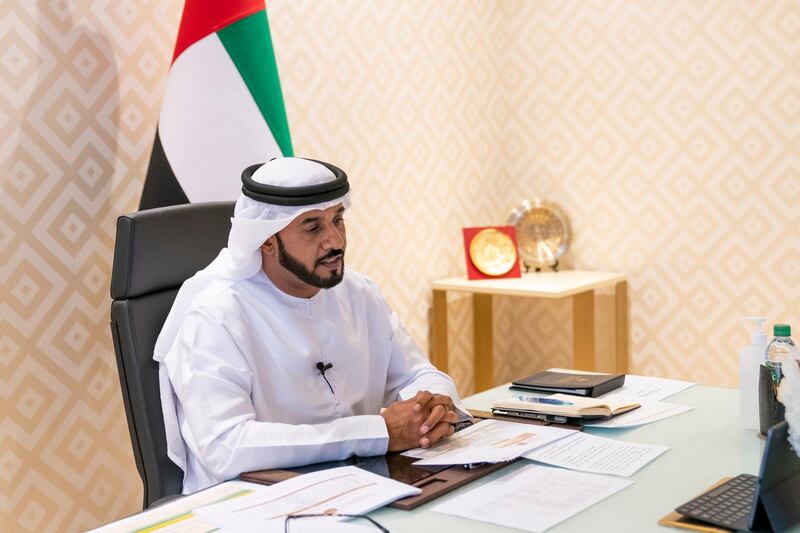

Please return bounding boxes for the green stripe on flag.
[218,11,293,157]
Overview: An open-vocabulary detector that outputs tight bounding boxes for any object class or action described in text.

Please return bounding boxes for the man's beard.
[275,234,345,289]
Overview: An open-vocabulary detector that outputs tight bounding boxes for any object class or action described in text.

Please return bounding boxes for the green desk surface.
[370,383,777,532]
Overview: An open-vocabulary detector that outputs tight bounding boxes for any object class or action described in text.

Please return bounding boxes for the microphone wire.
[316,362,334,395]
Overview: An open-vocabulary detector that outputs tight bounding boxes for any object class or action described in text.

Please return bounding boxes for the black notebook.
[511,370,625,398]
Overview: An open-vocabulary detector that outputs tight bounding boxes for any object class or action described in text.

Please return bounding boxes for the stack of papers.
[585,374,695,427]
[583,401,693,428]
[596,374,694,403]
[403,418,667,477]
[402,419,574,465]
[194,466,419,531]
[427,372,683,531]
[493,373,696,428]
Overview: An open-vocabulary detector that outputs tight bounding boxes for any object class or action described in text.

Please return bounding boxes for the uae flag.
[140,0,293,210]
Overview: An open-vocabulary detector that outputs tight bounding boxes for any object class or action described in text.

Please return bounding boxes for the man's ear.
[260,235,277,256]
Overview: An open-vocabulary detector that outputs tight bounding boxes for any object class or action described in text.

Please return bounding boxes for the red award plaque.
[462,226,521,280]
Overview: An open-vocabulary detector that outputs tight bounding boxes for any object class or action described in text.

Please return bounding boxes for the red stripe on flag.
[172,0,264,62]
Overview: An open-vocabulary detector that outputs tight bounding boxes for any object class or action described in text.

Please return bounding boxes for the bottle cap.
[774,324,791,336]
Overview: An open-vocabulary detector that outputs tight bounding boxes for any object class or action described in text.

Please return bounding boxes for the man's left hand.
[411,391,460,448]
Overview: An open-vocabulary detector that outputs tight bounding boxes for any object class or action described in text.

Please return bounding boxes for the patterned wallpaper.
[1,1,180,531]
[1,1,798,531]
[501,0,800,385]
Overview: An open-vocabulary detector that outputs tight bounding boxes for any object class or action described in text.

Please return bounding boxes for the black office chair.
[109,201,234,508]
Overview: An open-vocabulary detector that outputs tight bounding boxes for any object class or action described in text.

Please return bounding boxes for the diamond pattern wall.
[1,1,799,531]
[500,0,800,386]
[1,1,180,530]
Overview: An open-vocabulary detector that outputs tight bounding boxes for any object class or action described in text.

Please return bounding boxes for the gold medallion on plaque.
[469,228,518,276]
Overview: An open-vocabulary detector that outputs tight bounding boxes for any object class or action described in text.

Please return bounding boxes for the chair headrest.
[111,202,234,299]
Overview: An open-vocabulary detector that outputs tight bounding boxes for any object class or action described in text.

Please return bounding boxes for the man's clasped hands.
[380,391,460,452]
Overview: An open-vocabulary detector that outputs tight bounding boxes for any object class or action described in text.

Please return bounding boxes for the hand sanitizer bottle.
[739,316,766,430]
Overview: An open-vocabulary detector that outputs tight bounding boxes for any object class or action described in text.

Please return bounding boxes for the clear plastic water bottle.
[766,324,796,382]
[759,324,797,434]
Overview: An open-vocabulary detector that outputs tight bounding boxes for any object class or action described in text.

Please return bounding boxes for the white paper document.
[193,466,419,531]
[598,374,694,402]
[523,432,669,477]
[402,419,575,466]
[433,463,633,532]
[583,401,693,428]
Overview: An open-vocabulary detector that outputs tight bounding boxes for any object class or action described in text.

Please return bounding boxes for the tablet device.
[490,406,611,424]
[674,421,800,532]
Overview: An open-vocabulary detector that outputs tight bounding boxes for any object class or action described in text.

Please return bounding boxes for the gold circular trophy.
[507,198,571,272]
[469,228,518,276]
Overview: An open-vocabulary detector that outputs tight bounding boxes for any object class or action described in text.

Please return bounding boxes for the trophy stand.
[524,258,560,273]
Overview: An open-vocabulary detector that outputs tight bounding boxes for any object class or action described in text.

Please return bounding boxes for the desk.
[372,383,772,532]
[93,384,792,533]
[431,271,628,392]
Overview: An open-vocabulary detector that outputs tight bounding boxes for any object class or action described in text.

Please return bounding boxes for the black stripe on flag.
[139,129,190,210]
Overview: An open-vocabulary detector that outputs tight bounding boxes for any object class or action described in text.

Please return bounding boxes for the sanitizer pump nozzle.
[745,316,767,354]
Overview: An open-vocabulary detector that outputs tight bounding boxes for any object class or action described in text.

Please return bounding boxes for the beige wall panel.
[501,0,800,386]
[1,1,181,531]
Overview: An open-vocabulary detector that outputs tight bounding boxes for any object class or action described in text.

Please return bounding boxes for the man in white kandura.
[154,157,467,493]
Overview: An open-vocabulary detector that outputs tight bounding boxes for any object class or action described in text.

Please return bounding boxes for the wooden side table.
[431,271,628,392]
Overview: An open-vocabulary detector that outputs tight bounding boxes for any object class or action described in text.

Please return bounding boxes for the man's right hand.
[380,392,458,452]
